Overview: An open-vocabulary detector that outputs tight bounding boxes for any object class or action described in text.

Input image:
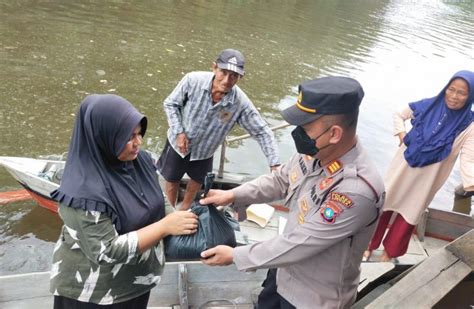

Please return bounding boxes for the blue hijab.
[51,94,165,234]
[403,70,474,167]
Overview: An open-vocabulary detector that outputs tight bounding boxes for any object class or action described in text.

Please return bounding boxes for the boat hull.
[0,156,60,212]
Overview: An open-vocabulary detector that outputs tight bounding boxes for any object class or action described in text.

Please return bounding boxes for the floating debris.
[151,87,157,91]
[100,79,107,84]
[96,70,106,76]
[107,88,116,92]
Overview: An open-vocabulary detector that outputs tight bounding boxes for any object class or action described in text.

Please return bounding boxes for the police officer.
[200,76,385,309]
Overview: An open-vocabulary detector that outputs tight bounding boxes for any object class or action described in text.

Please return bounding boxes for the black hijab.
[51,94,165,234]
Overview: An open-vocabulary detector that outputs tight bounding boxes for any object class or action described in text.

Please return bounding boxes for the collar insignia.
[326,160,342,175]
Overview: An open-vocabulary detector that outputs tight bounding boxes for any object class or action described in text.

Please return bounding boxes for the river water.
[0,0,473,275]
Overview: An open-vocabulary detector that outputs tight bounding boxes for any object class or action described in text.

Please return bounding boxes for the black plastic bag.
[165,202,240,260]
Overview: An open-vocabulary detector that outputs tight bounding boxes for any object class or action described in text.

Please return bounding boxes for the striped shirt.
[163,71,280,166]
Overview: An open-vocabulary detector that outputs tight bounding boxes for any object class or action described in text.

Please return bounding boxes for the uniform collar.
[320,138,361,177]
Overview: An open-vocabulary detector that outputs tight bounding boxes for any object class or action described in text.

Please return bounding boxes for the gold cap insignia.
[296,91,317,114]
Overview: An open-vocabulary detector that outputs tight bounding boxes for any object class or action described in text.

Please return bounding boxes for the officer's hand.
[199,189,235,206]
[200,245,233,266]
[176,133,189,154]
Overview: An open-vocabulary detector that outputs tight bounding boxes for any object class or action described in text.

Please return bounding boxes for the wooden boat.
[0,155,251,213]
[0,156,63,212]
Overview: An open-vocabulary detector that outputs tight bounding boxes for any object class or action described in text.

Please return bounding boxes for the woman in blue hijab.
[50,94,198,308]
[364,70,474,262]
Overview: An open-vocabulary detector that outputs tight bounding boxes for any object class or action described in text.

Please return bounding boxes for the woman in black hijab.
[50,94,198,308]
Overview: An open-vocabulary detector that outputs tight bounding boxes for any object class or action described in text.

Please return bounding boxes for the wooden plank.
[1,297,53,309]
[354,264,416,308]
[0,271,51,302]
[366,247,471,308]
[415,209,429,241]
[352,284,392,309]
[358,262,394,292]
[425,208,474,241]
[428,208,474,227]
[178,264,188,308]
[445,229,474,269]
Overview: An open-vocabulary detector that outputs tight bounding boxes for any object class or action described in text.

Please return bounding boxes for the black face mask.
[291,125,331,156]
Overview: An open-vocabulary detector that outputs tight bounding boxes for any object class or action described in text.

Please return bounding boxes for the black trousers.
[257,269,296,309]
[54,291,150,309]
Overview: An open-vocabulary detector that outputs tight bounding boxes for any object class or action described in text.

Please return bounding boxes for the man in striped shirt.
[157,49,281,210]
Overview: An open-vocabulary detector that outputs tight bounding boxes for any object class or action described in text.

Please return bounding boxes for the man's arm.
[199,156,292,207]
[163,75,191,136]
[233,193,377,270]
[235,93,280,168]
[232,157,291,206]
[202,191,378,269]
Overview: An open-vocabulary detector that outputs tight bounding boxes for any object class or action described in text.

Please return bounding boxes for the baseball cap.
[216,49,245,76]
[281,76,364,126]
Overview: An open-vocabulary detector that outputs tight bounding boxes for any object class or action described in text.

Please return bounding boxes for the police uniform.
[230,77,385,308]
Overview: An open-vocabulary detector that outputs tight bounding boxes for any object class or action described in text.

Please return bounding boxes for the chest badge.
[319,177,333,190]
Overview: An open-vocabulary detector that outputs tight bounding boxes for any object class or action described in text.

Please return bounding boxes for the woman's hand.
[397,132,406,146]
[199,189,235,206]
[162,210,198,236]
[176,133,189,154]
[137,210,197,253]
